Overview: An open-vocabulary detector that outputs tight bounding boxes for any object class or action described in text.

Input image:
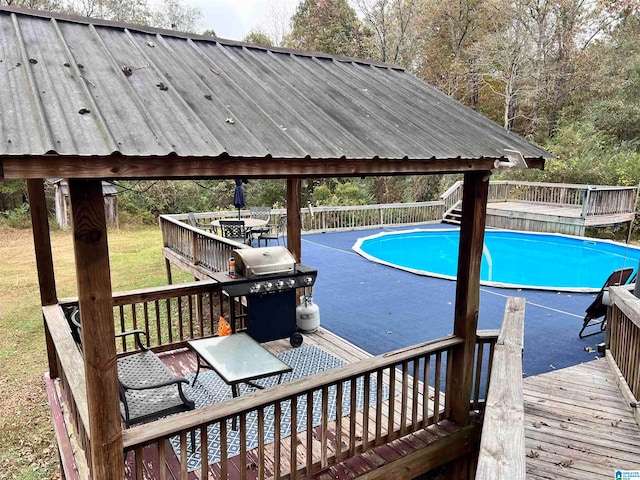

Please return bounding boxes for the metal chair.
[219,219,251,245]
[578,267,635,338]
[187,212,212,232]
[249,206,271,238]
[67,308,195,428]
[258,215,287,247]
[250,206,271,223]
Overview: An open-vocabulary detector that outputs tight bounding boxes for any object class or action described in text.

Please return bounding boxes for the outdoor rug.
[169,344,388,471]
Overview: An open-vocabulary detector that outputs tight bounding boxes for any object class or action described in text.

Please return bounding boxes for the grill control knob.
[250,283,261,294]
[286,279,296,288]
[264,282,273,291]
[304,276,314,285]
[275,280,284,289]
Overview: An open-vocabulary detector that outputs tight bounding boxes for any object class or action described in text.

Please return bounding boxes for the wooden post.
[286,178,302,262]
[165,258,173,285]
[447,171,489,479]
[68,179,124,479]
[450,171,489,425]
[27,178,59,378]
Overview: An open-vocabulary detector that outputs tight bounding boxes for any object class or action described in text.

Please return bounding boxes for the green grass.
[0,225,192,479]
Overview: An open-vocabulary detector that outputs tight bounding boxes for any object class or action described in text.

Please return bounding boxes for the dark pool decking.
[300,224,606,377]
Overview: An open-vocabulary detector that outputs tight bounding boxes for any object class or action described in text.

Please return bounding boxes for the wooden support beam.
[287,178,302,262]
[1,156,545,180]
[27,178,59,378]
[68,179,124,479]
[450,171,489,426]
[27,179,58,305]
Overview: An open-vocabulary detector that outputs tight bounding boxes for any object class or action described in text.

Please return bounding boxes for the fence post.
[581,185,591,219]
[192,230,199,265]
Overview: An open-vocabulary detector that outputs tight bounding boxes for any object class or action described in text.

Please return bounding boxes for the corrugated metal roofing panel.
[0,7,550,162]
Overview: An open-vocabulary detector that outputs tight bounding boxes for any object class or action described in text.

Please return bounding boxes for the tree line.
[1,0,639,224]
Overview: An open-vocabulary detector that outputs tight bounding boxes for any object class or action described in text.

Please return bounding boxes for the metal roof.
[0,6,549,179]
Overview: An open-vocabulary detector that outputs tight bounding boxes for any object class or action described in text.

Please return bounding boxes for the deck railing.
[161,182,636,265]
[48,281,500,479]
[476,297,526,479]
[160,215,250,274]
[440,180,464,215]
[43,304,92,472]
[606,286,640,426]
[485,181,637,218]
[121,332,497,480]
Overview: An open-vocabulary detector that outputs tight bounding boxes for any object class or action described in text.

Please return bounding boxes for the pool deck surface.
[299,224,615,378]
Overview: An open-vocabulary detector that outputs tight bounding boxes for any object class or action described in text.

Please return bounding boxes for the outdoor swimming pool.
[353,229,640,292]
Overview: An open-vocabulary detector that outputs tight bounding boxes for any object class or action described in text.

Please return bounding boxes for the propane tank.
[296,295,320,332]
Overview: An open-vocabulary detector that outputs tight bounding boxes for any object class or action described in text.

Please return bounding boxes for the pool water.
[352,229,640,291]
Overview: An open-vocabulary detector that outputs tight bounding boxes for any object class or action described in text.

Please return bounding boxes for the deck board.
[524,359,640,479]
[146,327,446,479]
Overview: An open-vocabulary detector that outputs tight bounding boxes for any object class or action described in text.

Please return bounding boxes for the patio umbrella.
[233,179,246,219]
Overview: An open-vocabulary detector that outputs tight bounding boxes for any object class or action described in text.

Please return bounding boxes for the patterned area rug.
[169,344,387,471]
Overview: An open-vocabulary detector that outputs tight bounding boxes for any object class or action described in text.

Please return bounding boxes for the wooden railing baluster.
[49,292,500,479]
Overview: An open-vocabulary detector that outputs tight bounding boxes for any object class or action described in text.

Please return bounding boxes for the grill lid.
[232,246,296,277]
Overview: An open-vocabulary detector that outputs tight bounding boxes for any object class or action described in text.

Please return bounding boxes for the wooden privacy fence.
[607,286,640,426]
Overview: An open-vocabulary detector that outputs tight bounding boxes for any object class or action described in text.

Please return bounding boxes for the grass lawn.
[0,224,192,480]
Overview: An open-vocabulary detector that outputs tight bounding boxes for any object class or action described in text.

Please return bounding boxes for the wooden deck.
[116,327,473,480]
[487,201,635,235]
[523,359,640,478]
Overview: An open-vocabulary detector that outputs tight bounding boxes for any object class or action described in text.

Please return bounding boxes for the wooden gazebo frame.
[1,6,550,478]
[21,166,541,479]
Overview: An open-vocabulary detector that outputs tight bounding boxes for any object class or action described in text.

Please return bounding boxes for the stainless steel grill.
[213,247,317,345]
[232,246,295,278]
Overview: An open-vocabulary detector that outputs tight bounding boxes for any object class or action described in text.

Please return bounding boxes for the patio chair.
[249,206,271,236]
[67,308,195,428]
[187,212,212,232]
[258,214,287,247]
[578,267,635,338]
[219,219,252,245]
[250,206,271,223]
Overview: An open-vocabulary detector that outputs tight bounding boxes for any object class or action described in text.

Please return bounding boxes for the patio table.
[188,333,292,397]
[210,218,268,234]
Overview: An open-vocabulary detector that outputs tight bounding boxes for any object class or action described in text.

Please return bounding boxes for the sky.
[184,0,296,41]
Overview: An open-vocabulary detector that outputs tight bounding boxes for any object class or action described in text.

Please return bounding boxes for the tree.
[150,0,202,32]
[355,0,424,67]
[64,0,203,32]
[471,1,538,131]
[286,0,372,57]
[244,30,274,47]
[258,0,295,47]
[1,0,64,10]
[414,0,493,107]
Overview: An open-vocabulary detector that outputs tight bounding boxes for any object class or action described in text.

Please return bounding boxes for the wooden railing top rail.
[476,297,526,479]
[43,304,90,435]
[122,335,464,449]
[440,180,464,200]
[60,280,221,308]
[609,286,640,330]
[489,180,636,191]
